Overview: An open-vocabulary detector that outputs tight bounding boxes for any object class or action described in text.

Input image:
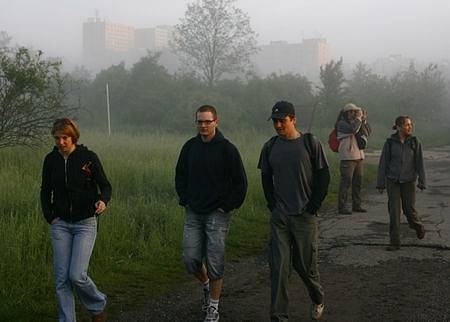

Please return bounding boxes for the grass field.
[0,129,376,321]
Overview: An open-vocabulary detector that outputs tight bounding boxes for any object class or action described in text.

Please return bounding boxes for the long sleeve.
[261,172,275,211]
[376,141,389,189]
[175,142,190,207]
[305,167,330,214]
[337,118,362,135]
[221,145,248,212]
[40,155,55,224]
[91,152,112,204]
[415,141,426,189]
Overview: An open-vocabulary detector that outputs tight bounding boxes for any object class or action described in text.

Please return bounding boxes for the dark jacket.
[175,130,247,214]
[40,145,112,224]
[376,133,426,189]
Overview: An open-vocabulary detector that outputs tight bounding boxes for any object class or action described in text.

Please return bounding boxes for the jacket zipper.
[64,157,73,220]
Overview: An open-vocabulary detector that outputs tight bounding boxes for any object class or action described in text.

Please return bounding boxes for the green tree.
[172,0,258,86]
[0,46,71,148]
[83,62,130,129]
[317,58,347,125]
[123,52,174,126]
[347,62,392,124]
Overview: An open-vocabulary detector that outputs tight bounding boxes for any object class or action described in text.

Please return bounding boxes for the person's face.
[399,118,413,137]
[272,115,296,137]
[196,111,218,139]
[53,132,75,153]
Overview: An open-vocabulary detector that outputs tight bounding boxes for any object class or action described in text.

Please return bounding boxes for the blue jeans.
[51,217,106,322]
[182,208,231,280]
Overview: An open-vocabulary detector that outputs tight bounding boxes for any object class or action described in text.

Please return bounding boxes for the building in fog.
[251,38,331,82]
[370,54,415,77]
[83,16,135,70]
[83,16,177,72]
[135,25,175,50]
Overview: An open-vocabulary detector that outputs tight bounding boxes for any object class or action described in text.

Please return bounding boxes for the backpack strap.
[303,132,317,171]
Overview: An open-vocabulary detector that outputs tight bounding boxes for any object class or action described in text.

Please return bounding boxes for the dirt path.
[112,147,450,322]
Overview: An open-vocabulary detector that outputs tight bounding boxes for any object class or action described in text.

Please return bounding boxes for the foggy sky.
[1,0,449,66]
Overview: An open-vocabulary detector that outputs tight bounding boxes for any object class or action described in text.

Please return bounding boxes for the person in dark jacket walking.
[258,101,330,321]
[175,105,247,322]
[376,115,426,251]
[41,118,111,322]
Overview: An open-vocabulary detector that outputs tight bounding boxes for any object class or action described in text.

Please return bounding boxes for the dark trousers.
[269,212,324,322]
[386,179,423,246]
[338,159,363,211]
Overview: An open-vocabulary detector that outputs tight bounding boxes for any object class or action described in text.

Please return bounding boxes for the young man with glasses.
[175,104,248,322]
[258,101,330,321]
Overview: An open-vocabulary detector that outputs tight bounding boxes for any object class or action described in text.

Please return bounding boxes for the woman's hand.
[95,200,107,214]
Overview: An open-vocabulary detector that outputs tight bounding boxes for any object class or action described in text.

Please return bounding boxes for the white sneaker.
[201,287,210,312]
[204,305,219,322]
[311,302,324,320]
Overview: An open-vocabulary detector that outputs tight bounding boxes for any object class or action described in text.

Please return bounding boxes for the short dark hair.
[393,115,412,130]
[196,105,217,119]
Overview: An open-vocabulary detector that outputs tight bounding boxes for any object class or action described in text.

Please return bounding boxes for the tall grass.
[0,130,374,321]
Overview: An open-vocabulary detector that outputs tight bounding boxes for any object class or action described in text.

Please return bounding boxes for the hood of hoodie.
[195,129,225,145]
[52,144,89,155]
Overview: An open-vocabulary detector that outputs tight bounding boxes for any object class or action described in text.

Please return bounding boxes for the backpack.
[328,128,339,152]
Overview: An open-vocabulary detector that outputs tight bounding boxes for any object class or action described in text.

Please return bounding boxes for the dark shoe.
[415,226,425,240]
[92,310,107,322]
[352,207,367,213]
[338,209,352,215]
[386,245,400,251]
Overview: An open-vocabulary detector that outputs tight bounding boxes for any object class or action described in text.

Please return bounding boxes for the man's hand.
[417,184,426,191]
[377,188,385,194]
[95,200,107,214]
[51,217,59,224]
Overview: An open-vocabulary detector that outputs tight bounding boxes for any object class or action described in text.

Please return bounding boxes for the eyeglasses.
[195,119,216,125]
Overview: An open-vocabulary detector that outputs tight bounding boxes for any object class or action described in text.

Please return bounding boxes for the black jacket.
[175,130,247,214]
[40,145,112,224]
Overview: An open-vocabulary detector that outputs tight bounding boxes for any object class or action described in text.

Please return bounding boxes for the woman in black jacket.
[376,116,426,251]
[40,118,111,322]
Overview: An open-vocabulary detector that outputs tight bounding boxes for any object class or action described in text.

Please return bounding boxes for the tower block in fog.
[251,37,331,83]
[82,16,135,70]
[82,15,176,72]
[299,38,331,82]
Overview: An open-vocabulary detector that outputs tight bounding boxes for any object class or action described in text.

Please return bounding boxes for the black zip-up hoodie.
[40,145,112,224]
[175,130,248,214]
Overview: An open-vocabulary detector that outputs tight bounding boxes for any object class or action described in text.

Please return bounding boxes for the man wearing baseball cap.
[258,101,330,321]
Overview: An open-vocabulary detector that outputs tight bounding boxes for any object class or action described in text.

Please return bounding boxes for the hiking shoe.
[204,305,219,322]
[311,302,324,320]
[201,287,210,312]
[338,209,352,215]
[415,226,425,240]
[352,207,367,213]
[386,245,400,251]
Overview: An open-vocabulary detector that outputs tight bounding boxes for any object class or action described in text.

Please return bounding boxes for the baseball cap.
[268,101,295,120]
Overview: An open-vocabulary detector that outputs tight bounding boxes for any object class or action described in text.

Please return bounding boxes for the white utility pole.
[106,83,111,136]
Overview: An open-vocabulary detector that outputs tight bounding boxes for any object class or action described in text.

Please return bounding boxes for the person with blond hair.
[40,118,111,322]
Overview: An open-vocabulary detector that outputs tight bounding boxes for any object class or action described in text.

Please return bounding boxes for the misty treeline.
[0,31,72,148]
[68,52,450,138]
